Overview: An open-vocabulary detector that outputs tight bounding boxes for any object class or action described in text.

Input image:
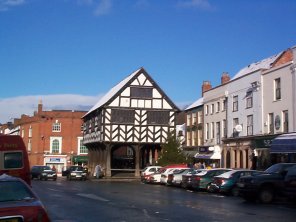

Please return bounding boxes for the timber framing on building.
[82,67,180,177]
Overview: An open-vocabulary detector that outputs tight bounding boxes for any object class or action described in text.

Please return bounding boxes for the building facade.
[262,48,296,164]
[183,97,204,161]
[83,68,179,178]
[3,102,87,174]
[201,46,295,170]
[202,73,230,167]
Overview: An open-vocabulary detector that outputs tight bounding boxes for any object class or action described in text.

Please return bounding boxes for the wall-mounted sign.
[275,115,281,130]
[50,158,61,162]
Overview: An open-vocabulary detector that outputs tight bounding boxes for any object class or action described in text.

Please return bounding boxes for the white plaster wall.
[226,71,262,137]
[262,63,294,134]
[203,83,227,146]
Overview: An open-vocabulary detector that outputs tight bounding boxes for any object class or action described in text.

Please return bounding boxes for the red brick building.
[9,101,87,174]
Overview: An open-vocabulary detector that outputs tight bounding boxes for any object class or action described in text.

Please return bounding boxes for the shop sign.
[198,146,209,153]
[254,136,277,148]
[50,158,61,162]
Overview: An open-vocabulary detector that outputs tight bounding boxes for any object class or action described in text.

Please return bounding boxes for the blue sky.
[0,0,296,124]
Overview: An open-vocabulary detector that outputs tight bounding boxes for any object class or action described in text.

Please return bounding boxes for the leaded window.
[111,109,135,124]
[130,87,153,98]
[147,111,169,125]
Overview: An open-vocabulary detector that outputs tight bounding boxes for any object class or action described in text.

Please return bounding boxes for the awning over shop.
[194,152,221,160]
[72,155,88,163]
[270,133,296,153]
[182,150,198,157]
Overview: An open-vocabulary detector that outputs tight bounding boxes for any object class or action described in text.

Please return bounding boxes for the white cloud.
[0,0,25,11]
[0,94,102,124]
[94,0,112,16]
[176,0,212,10]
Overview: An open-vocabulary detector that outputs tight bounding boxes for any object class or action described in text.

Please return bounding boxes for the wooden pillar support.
[106,144,112,178]
[135,145,140,177]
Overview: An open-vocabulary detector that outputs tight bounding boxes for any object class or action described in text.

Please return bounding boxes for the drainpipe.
[291,45,296,132]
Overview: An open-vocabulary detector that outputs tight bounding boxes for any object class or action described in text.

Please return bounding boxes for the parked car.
[148,164,188,184]
[62,166,87,181]
[237,163,296,203]
[209,169,262,196]
[31,165,57,181]
[0,174,50,222]
[167,168,195,187]
[141,166,162,182]
[149,168,169,184]
[160,168,188,185]
[283,165,296,200]
[191,168,232,191]
[181,169,208,189]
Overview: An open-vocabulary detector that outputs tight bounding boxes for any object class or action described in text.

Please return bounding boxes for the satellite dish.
[235,125,242,132]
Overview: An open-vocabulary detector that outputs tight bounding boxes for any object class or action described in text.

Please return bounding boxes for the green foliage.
[157,132,189,166]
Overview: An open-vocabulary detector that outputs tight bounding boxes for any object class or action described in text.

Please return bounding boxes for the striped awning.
[270,133,296,153]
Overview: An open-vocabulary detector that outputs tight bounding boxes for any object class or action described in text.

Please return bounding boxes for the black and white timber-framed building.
[82,68,180,177]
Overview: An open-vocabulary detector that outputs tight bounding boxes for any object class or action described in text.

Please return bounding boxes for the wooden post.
[135,145,140,177]
[106,144,112,177]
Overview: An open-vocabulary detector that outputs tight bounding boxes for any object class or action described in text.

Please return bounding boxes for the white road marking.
[142,209,150,219]
[76,193,109,202]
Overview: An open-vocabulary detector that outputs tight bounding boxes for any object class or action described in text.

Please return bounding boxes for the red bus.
[0,134,31,185]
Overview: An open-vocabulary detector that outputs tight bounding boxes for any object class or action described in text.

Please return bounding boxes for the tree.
[157,132,189,166]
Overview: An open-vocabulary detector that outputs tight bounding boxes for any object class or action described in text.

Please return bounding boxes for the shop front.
[72,155,88,166]
[270,133,296,164]
[194,146,221,168]
[252,135,278,170]
[44,155,67,175]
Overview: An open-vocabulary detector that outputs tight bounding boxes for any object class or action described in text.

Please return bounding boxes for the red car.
[0,174,50,222]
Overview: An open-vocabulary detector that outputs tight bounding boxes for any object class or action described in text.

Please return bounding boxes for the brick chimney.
[221,72,230,84]
[202,81,212,95]
[38,100,43,114]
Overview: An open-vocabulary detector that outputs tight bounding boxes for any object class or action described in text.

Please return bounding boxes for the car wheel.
[231,186,240,197]
[38,175,42,180]
[242,195,256,202]
[206,183,212,192]
[259,187,274,204]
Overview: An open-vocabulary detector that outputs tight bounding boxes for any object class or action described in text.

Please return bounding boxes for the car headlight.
[42,173,47,176]
[71,173,76,176]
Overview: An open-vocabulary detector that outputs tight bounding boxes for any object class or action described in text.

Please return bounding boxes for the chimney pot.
[221,72,230,84]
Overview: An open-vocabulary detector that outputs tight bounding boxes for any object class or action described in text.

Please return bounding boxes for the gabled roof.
[83,67,179,117]
[231,52,283,80]
[185,97,203,111]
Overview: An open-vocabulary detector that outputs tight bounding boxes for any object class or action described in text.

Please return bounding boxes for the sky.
[0,0,296,124]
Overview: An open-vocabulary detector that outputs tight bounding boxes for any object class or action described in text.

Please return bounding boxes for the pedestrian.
[95,164,102,179]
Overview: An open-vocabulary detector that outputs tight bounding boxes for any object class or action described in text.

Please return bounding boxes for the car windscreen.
[3,152,23,169]
[0,181,35,202]
[42,166,51,170]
